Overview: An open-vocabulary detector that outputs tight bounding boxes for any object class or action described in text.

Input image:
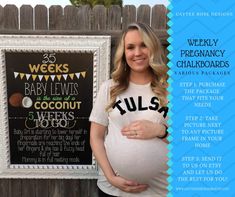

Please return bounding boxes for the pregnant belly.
[105,137,168,183]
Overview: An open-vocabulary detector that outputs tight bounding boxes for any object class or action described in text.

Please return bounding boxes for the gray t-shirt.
[89,79,168,197]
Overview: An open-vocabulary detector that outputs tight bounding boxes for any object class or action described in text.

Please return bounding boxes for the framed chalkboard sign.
[0,35,110,178]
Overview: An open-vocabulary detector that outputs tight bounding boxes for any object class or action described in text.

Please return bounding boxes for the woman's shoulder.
[100,79,116,89]
[102,79,112,85]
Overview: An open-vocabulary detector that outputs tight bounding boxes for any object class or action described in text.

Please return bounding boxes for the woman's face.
[124,29,150,74]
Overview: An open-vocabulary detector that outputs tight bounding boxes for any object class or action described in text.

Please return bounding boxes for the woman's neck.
[129,70,153,85]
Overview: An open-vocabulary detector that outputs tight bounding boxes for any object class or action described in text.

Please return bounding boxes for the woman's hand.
[108,174,148,193]
[121,120,167,140]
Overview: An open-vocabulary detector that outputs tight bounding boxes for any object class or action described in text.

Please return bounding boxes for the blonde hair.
[106,22,168,111]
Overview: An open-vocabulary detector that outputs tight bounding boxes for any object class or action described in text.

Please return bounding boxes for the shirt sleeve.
[89,80,110,126]
[157,105,169,128]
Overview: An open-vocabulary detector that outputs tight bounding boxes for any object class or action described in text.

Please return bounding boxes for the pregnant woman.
[89,22,169,197]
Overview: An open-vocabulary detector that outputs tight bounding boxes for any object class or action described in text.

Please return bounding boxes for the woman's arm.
[90,122,115,180]
[121,120,168,143]
[90,122,149,193]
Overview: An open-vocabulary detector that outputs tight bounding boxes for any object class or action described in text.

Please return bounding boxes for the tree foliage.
[70,0,123,7]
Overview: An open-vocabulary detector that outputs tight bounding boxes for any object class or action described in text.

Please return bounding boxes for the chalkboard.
[0,35,110,178]
[7,51,93,165]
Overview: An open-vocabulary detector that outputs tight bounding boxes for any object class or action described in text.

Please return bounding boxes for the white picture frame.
[0,35,111,179]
